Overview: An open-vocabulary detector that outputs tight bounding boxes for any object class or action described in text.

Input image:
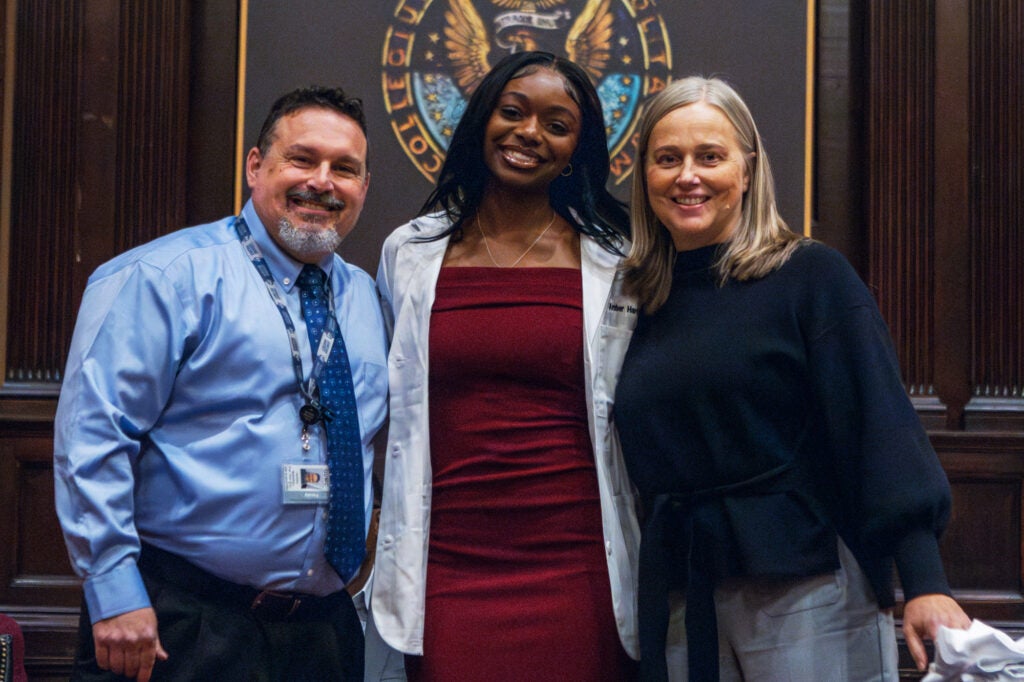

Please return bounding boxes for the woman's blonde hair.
[623,76,803,313]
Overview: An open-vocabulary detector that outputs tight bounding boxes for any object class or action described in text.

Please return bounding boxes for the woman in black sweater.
[614,76,969,681]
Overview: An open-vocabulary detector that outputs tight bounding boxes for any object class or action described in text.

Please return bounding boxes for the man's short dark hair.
[255,86,367,156]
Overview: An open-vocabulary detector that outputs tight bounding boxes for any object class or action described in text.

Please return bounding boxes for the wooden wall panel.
[0,400,79,680]
[0,429,79,603]
[967,0,1024,429]
[116,2,190,250]
[5,0,81,386]
[935,433,1024,622]
[4,0,190,393]
[866,0,936,400]
[184,0,236,226]
[1,1,236,677]
[943,481,1019,590]
[864,0,1024,444]
[813,0,867,274]
[824,1,1024,674]
[932,0,972,430]
[13,456,70,581]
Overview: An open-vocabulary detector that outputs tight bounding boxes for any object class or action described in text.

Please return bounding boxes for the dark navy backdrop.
[240,1,810,273]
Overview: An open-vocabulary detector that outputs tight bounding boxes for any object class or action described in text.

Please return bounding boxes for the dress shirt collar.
[240,200,335,294]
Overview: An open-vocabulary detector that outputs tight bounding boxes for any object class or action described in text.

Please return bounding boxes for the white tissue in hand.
[922,619,1024,681]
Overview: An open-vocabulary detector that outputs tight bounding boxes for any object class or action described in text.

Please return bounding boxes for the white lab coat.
[370,213,641,660]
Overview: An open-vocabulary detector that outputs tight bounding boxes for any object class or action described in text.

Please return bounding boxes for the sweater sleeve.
[804,260,952,601]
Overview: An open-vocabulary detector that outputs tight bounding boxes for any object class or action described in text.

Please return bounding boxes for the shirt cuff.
[83,561,151,623]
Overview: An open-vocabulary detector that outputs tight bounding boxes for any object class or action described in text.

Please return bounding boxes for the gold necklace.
[476,211,557,268]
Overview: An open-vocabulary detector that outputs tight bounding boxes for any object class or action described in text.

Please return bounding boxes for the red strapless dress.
[405,267,635,682]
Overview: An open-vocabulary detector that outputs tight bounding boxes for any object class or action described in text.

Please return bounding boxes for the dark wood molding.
[186,0,238,226]
[931,0,972,429]
[813,0,868,274]
[1,606,78,681]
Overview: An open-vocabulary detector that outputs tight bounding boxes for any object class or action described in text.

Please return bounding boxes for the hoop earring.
[560,163,573,177]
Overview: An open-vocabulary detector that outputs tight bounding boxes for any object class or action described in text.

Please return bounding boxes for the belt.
[138,542,351,623]
[638,462,800,681]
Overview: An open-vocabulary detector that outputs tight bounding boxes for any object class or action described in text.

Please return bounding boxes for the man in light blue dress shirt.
[54,86,388,681]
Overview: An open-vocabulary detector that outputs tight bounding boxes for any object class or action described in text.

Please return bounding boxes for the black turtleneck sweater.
[614,240,952,605]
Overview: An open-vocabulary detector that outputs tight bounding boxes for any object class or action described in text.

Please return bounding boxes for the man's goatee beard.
[277,217,343,258]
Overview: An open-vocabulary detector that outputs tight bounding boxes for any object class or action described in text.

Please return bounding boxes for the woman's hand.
[902,593,971,671]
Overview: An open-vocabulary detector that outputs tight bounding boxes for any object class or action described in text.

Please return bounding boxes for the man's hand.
[92,607,169,682]
[902,593,971,671]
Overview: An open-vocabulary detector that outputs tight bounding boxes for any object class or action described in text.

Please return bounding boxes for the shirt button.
[307,569,314,577]
[322,510,328,520]
[283,277,292,286]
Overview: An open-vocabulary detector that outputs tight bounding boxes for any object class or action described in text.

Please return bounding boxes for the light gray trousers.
[666,540,898,682]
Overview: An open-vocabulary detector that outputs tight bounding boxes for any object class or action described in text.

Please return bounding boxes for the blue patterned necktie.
[297,264,366,582]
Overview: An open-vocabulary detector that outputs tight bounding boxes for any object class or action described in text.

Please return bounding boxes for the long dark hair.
[419,51,628,253]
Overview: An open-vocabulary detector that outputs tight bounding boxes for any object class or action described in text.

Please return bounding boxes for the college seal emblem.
[382,0,672,185]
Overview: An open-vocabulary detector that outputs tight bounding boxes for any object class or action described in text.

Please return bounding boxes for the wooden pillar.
[932,0,972,430]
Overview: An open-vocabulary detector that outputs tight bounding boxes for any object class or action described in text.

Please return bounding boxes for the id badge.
[282,463,330,504]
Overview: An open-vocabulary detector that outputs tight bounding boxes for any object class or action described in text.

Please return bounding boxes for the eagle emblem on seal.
[383,0,672,185]
[445,0,614,92]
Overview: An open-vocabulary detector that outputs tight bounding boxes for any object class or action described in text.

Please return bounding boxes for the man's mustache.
[286,190,345,211]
